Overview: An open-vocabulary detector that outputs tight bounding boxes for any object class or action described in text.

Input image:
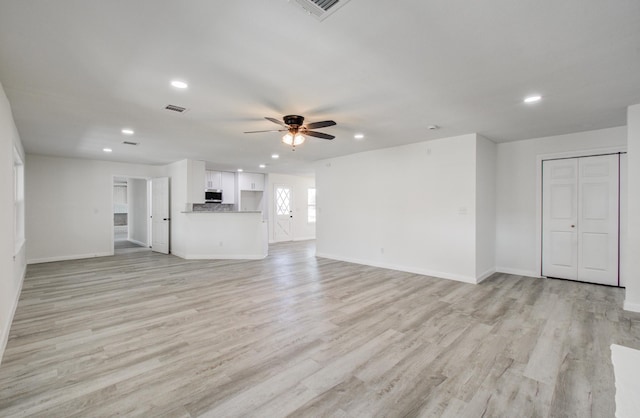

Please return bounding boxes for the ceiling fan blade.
[244,129,287,134]
[305,120,336,129]
[265,117,287,127]
[304,130,335,140]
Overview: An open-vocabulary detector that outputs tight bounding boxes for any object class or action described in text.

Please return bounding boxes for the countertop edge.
[181,211,262,214]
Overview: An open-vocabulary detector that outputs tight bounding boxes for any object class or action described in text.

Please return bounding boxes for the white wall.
[495,126,627,277]
[612,344,640,418]
[0,81,26,365]
[316,134,485,283]
[159,159,206,257]
[25,155,164,263]
[167,159,189,258]
[476,135,497,279]
[626,104,640,312]
[267,173,316,242]
[181,212,267,259]
[128,178,148,246]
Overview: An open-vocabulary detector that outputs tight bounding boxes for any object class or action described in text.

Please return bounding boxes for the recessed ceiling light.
[103,148,112,153]
[271,154,279,159]
[259,164,266,168]
[524,95,542,103]
[237,168,243,172]
[171,80,188,89]
[121,128,134,135]
[354,133,365,140]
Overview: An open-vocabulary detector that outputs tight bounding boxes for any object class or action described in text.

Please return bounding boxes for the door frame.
[272,183,293,243]
[110,175,152,255]
[536,146,626,278]
[151,177,171,254]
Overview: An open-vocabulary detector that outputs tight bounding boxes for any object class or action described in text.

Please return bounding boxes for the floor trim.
[27,252,113,265]
[0,263,25,366]
[495,266,542,278]
[623,300,640,313]
[316,252,479,284]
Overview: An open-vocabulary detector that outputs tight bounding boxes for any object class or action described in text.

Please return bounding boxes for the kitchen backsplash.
[192,203,235,212]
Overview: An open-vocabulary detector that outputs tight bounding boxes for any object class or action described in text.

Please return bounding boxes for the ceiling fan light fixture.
[248,114,335,145]
[282,133,306,146]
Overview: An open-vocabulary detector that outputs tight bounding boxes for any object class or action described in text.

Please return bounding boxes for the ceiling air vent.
[293,0,351,21]
[164,104,188,113]
[122,141,139,146]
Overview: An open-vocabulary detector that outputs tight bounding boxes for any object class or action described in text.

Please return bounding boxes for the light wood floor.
[1,241,639,417]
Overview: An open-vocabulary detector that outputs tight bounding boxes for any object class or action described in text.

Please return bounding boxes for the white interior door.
[274,185,293,242]
[542,155,619,285]
[577,155,619,285]
[151,177,170,254]
[542,158,579,280]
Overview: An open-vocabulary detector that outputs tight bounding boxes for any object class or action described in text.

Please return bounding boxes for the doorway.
[112,177,151,254]
[541,153,622,286]
[273,184,293,242]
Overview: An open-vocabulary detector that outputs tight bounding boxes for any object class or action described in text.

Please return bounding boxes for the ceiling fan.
[244,115,336,148]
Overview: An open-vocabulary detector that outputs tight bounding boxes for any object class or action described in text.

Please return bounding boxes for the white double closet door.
[542,154,620,286]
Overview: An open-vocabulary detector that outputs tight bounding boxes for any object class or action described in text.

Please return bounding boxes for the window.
[308,188,316,223]
[275,187,291,215]
[14,147,25,254]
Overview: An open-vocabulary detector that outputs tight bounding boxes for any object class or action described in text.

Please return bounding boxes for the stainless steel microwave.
[205,189,222,203]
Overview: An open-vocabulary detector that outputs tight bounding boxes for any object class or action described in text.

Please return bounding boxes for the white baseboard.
[171,249,266,260]
[0,262,26,366]
[476,268,497,283]
[128,239,148,247]
[182,253,267,260]
[315,252,479,284]
[623,300,640,313]
[27,252,113,265]
[495,266,542,278]
[269,237,316,244]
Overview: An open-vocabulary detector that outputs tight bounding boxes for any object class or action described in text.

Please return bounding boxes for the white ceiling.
[1,0,639,175]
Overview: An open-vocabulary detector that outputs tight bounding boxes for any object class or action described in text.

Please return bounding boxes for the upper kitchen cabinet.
[239,172,264,191]
[205,170,222,190]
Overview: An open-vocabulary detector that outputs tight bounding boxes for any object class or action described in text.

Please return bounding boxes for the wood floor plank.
[1,240,640,417]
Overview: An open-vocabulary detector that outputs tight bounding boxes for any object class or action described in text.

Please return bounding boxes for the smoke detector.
[427,125,439,130]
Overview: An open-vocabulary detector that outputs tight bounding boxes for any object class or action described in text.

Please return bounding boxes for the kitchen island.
[172,211,268,260]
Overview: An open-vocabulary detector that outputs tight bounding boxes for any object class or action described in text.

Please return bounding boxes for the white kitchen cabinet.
[205,170,222,190]
[239,172,264,191]
[221,171,236,204]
